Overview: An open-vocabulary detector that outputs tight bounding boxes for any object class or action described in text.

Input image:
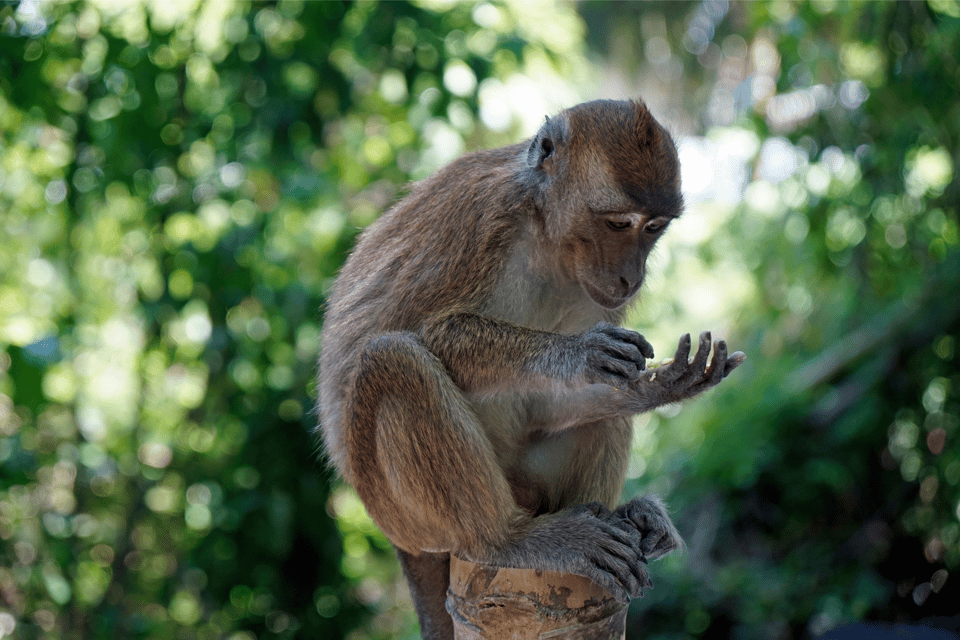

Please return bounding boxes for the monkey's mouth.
[580,278,633,310]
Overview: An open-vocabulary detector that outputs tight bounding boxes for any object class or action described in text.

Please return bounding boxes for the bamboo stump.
[447,555,628,640]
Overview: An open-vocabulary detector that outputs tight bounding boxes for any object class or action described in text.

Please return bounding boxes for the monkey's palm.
[628,331,745,411]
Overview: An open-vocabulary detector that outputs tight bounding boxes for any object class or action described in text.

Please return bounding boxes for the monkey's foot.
[568,502,653,602]
[480,502,653,604]
[614,495,683,562]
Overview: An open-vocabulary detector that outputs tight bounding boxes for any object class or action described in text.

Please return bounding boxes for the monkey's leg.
[544,420,681,591]
[349,333,651,610]
[348,332,523,639]
[349,332,520,555]
[395,548,453,640]
[546,416,633,510]
[472,417,652,603]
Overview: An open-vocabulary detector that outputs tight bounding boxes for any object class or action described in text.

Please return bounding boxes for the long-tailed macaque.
[318,99,744,639]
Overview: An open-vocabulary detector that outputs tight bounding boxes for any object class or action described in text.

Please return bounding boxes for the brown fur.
[318,100,743,639]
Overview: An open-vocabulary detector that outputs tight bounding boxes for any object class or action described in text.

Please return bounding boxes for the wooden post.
[446,556,628,640]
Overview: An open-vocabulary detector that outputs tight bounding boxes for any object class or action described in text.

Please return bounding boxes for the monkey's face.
[568,206,675,309]
[531,100,683,309]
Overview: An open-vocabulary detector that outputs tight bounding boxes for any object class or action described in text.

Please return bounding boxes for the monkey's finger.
[578,556,631,604]
[626,556,653,594]
[594,331,646,369]
[639,527,669,557]
[705,340,727,386]
[723,351,746,377]
[639,340,654,360]
[597,514,643,548]
[613,501,644,530]
[607,556,647,599]
[674,333,691,363]
[580,501,613,518]
[599,339,643,368]
[598,359,641,383]
[658,334,691,384]
[648,529,682,559]
[586,347,641,383]
[616,530,654,592]
[687,331,712,378]
[607,327,655,361]
[594,541,645,599]
[639,568,654,591]
[598,533,644,568]
[588,565,632,604]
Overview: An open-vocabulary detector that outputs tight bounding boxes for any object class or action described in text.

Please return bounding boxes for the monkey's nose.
[619,276,640,297]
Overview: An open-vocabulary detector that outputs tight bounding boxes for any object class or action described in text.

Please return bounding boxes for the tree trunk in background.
[447,556,628,640]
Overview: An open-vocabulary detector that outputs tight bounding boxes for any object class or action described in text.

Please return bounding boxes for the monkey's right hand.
[628,331,746,409]
[565,322,654,388]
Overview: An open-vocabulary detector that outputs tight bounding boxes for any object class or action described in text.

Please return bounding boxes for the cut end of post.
[446,555,628,640]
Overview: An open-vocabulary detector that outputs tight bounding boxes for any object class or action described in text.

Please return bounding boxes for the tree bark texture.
[446,555,628,639]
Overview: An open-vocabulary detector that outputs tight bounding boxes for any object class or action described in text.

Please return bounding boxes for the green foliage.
[618,2,960,638]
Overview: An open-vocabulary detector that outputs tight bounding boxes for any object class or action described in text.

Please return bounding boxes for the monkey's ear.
[527,116,562,170]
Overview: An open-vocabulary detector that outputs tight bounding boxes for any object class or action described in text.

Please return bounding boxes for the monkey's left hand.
[624,331,745,411]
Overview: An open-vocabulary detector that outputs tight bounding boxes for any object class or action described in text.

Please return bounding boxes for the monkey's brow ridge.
[621,185,684,218]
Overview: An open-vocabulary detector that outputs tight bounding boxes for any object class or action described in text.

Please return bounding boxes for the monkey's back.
[318,142,530,478]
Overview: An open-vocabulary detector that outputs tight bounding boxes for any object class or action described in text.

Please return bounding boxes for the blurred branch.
[784,298,917,395]
[786,252,960,399]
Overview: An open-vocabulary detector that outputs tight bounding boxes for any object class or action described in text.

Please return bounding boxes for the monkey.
[318,99,744,639]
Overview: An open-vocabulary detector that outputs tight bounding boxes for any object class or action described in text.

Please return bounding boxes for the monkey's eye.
[606,220,631,231]
[643,219,667,234]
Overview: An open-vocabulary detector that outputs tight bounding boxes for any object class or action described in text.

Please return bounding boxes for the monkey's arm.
[525,385,626,432]
[526,332,744,433]
[420,314,651,397]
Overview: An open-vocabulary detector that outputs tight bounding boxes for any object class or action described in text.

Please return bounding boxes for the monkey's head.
[526,99,683,310]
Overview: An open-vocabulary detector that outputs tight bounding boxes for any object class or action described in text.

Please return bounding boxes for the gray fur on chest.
[481,239,607,334]
[470,237,623,489]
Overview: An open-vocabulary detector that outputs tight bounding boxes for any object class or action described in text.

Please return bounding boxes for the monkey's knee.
[359,331,423,369]
[354,332,457,425]
[356,332,444,390]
